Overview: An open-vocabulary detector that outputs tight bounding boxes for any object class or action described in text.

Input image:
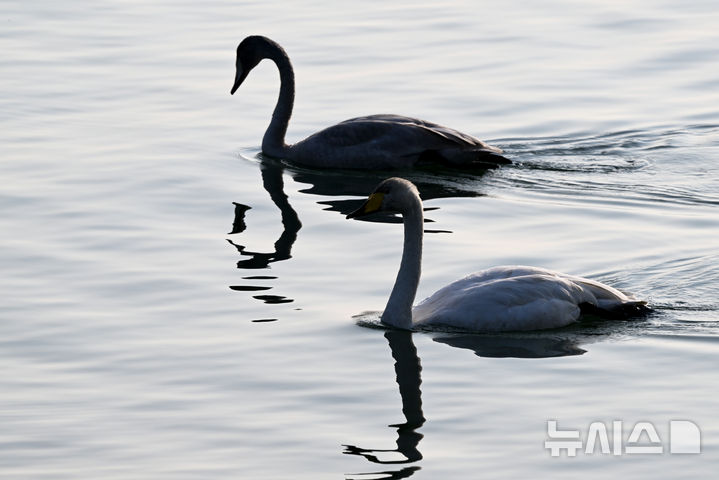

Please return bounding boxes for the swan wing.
[337,115,495,149]
[412,266,637,332]
[290,114,506,169]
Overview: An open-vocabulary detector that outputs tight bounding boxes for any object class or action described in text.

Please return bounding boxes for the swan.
[231,35,510,170]
[347,178,649,331]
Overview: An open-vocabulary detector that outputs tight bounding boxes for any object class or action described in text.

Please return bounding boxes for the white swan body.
[231,36,510,170]
[347,178,649,332]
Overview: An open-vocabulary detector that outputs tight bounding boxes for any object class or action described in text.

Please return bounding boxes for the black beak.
[230,66,248,95]
[346,192,384,219]
[346,201,370,219]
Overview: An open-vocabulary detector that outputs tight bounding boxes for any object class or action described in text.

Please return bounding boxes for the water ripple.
[491,124,719,208]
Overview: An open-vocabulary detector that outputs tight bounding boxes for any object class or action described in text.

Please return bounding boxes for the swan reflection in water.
[343,330,425,480]
[228,155,495,304]
[432,332,585,357]
[341,322,602,479]
[228,159,302,270]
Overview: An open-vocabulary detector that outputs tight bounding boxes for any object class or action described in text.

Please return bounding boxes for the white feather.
[349,178,647,332]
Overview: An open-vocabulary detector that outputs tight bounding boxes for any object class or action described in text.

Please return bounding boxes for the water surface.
[1,1,718,478]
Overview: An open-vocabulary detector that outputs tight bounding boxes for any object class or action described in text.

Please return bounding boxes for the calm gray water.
[2,1,718,478]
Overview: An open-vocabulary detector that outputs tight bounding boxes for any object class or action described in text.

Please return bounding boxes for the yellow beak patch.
[363,192,384,214]
[347,192,385,219]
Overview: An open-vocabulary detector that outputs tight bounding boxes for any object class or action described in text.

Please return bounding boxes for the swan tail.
[579,300,652,320]
[419,149,511,169]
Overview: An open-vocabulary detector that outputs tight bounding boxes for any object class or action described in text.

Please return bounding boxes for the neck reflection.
[229,160,301,270]
[344,330,425,479]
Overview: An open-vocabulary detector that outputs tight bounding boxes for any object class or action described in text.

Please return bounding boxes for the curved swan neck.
[381,196,423,330]
[261,40,295,157]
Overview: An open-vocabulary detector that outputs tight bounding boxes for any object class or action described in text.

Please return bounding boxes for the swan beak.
[347,193,384,219]
[230,64,247,95]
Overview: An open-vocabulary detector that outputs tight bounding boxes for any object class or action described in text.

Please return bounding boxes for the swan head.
[347,178,421,219]
[231,36,268,95]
